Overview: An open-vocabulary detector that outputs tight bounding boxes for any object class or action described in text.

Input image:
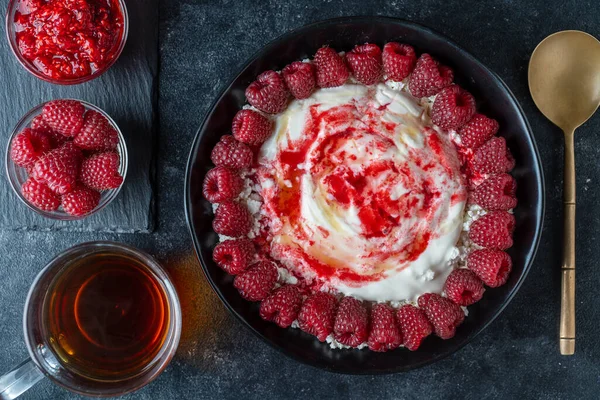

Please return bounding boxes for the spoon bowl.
[529,30,600,132]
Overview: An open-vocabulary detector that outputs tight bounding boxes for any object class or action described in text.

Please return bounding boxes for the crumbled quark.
[277,266,298,285]
[326,334,369,350]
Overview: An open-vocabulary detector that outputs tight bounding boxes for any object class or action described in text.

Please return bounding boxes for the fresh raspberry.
[10,128,52,167]
[418,293,465,339]
[61,186,101,217]
[260,285,302,328]
[444,269,485,306]
[245,70,289,114]
[408,54,453,98]
[382,42,416,82]
[212,201,253,237]
[333,297,368,347]
[74,110,119,151]
[31,114,50,132]
[41,100,85,137]
[202,166,243,203]
[31,114,67,146]
[233,261,278,301]
[431,85,476,131]
[298,292,338,342]
[468,249,513,287]
[367,303,402,352]
[79,152,123,191]
[210,135,253,170]
[396,304,433,351]
[346,43,382,85]
[21,178,60,211]
[471,137,515,176]
[231,109,273,146]
[212,238,255,275]
[282,61,316,100]
[313,47,350,88]
[469,211,515,250]
[32,142,81,195]
[458,114,499,149]
[471,174,517,211]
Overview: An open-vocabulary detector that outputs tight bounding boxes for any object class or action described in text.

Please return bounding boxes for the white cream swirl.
[257,84,467,302]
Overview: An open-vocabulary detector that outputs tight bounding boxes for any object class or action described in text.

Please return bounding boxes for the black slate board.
[0,0,157,233]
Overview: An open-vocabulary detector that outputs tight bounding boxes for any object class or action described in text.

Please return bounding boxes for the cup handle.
[0,358,45,400]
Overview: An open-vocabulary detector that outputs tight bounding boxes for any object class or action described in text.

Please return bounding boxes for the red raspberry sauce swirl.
[13,0,124,81]
[257,85,467,295]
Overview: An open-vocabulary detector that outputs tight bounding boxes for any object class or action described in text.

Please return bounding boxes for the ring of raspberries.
[203,43,517,352]
[10,100,124,217]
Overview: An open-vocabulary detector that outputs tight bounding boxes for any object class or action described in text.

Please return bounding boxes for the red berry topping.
[31,115,50,131]
[32,142,81,195]
[471,174,517,211]
[61,186,101,217]
[210,135,253,170]
[31,115,66,147]
[212,238,255,275]
[471,137,515,175]
[80,151,123,191]
[409,54,454,98]
[298,292,338,342]
[233,261,278,301]
[431,85,476,131]
[396,304,433,351]
[282,61,316,100]
[10,128,52,167]
[333,297,369,347]
[212,201,253,237]
[74,110,119,151]
[469,211,515,250]
[313,47,350,88]
[468,249,513,287]
[458,114,499,149]
[232,109,273,146]
[21,178,60,211]
[418,293,465,339]
[13,0,124,81]
[346,43,382,85]
[367,303,402,352]
[260,285,303,328]
[444,269,485,306]
[245,70,289,114]
[41,100,85,137]
[382,42,416,82]
[202,166,243,203]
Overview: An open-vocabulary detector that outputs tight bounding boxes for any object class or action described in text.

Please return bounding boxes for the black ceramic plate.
[185,17,544,374]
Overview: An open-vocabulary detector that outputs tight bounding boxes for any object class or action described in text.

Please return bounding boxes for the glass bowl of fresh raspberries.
[6,99,128,219]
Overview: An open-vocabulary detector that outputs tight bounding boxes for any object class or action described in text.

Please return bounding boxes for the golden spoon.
[529,30,600,355]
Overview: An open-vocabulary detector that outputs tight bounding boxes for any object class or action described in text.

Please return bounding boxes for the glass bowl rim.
[4,0,129,85]
[5,99,129,220]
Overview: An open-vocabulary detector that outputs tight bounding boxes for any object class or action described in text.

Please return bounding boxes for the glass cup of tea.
[0,242,182,399]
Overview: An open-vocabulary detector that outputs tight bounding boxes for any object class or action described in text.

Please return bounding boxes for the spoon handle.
[560,129,576,355]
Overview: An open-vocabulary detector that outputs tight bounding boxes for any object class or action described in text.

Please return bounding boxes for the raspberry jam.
[11,0,125,81]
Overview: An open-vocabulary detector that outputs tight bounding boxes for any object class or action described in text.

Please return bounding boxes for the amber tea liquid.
[42,251,170,380]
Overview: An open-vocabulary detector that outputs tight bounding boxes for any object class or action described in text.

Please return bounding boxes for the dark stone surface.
[1,0,600,399]
[0,0,156,233]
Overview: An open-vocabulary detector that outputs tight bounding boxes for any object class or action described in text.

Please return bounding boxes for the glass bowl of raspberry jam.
[5,100,128,220]
[5,0,128,85]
